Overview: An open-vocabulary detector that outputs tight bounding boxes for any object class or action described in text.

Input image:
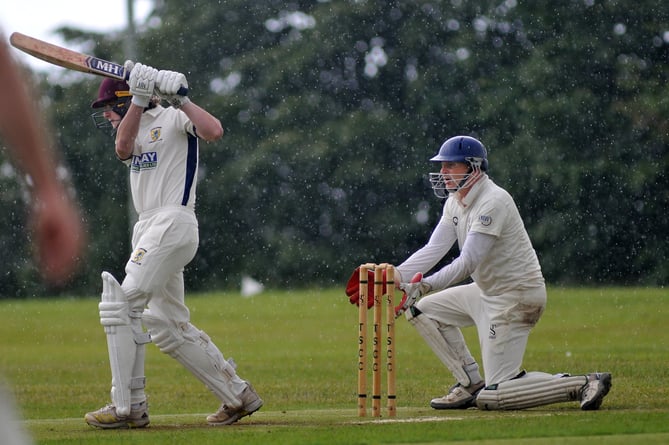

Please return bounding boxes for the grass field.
[1,286,667,444]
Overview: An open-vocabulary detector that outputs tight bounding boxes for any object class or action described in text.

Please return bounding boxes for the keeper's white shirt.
[125,105,198,214]
[397,175,544,296]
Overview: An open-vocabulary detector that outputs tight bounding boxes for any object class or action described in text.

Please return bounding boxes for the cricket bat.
[9,32,188,95]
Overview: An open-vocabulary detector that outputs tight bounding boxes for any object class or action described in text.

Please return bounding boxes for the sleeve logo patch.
[131,248,147,265]
[479,215,492,226]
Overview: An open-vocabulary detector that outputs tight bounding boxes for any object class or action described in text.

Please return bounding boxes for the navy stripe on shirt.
[182,132,198,206]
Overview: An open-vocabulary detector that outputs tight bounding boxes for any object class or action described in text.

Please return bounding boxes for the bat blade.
[9,32,188,96]
[9,32,127,80]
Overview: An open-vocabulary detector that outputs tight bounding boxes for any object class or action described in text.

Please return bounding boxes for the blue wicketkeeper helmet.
[429,136,488,198]
[430,135,488,171]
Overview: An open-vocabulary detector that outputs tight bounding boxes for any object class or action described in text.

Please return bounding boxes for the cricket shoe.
[206,383,263,426]
[430,381,485,409]
[84,400,149,429]
[580,372,612,410]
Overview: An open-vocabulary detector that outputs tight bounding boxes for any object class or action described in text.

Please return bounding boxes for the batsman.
[347,136,612,411]
[84,62,262,428]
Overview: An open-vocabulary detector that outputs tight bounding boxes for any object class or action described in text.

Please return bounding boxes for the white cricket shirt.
[398,175,544,296]
[126,105,198,214]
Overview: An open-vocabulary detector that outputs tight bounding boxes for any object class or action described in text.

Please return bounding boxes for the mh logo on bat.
[86,57,125,78]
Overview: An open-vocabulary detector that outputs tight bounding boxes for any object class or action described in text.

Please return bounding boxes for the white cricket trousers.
[122,205,198,319]
[415,282,546,386]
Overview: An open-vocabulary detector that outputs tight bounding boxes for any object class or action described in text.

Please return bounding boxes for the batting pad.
[476,372,587,410]
[99,272,149,417]
[142,311,246,408]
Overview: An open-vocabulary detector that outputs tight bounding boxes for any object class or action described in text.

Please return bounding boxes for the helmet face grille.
[429,171,476,197]
[429,173,448,199]
[91,110,111,130]
[90,97,131,133]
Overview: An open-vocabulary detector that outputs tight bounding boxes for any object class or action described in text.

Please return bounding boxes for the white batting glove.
[128,62,158,108]
[395,274,431,318]
[123,59,135,77]
[155,70,190,109]
[156,70,188,95]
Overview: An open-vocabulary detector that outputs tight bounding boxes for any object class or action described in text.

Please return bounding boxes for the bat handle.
[122,71,189,96]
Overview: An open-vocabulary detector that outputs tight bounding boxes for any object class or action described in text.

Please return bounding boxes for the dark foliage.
[2,0,667,297]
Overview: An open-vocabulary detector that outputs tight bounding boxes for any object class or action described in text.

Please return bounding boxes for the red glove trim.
[345,266,387,309]
[394,272,423,316]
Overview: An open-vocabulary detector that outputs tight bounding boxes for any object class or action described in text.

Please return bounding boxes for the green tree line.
[1,0,667,298]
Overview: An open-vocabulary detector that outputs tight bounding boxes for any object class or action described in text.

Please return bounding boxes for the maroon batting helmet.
[91,78,131,108]
[91,78,132,130]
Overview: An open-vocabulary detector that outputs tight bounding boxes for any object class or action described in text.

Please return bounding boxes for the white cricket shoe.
[84,401,149,429]
[580,372,612,410]
[430,381,485,409]
[206,383,263,426]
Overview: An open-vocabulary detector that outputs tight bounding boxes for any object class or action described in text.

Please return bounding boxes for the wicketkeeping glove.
[127,61,158,108]
[395,273,430,318]
[345,266,386,310]
[155,69,190,108]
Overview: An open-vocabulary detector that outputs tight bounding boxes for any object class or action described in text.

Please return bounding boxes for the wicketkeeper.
[85,62,262,428]
[347,136,612,411]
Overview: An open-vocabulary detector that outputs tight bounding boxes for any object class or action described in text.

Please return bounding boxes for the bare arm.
[0,38,59,190]
[152,68,223,142]
[180,101,224,142]
[114,100,223,158]
[0,36,84,284]
[114,103,144,160]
